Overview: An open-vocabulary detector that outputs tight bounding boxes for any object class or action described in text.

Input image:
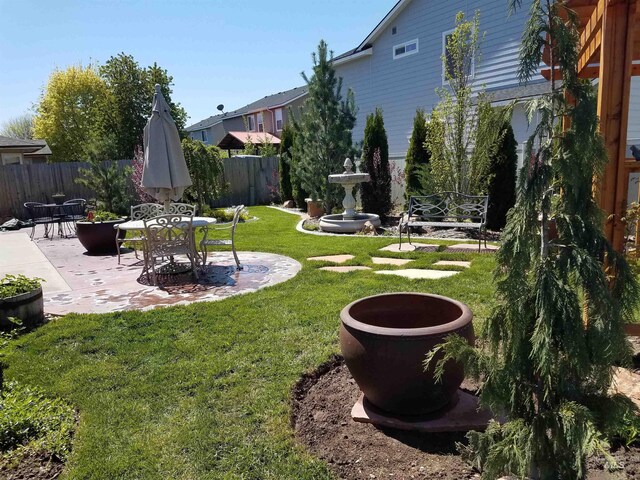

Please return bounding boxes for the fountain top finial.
[343,158,353,174]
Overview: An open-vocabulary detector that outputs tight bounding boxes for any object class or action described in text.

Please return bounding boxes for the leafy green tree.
[279,125,294,202]
[0,114,34,140]
[485,119,517,230]
[404,109,431,199]
[292,40,357,213]
[33,65,109,162]
[75,155,132,215]
[99,54,186,160]
[181,137,226,212]
[361,108,391,217]
[431,1,640,477]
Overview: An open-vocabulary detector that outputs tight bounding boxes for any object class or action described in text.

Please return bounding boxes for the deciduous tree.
[0,114,34,140]
[33,65,108,162]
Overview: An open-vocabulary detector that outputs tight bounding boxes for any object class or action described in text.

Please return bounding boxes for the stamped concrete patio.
[1,228,300,315]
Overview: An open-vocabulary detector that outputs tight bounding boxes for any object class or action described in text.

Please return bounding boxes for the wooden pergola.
[542,0,639,252]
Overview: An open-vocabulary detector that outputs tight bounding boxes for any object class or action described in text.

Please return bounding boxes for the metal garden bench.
[399,192,489,251]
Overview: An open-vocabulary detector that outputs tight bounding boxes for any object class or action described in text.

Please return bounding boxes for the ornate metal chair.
[24,202,56,240]
[167,203,197,216]
[142,214,198,284]
[116,203,163,264]
[199,205,244,270]
[61,198,86,234]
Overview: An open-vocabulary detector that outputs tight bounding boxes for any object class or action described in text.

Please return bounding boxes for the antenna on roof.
[217,104,225,114]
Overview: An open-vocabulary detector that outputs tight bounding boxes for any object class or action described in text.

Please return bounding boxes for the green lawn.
[3,206,497,479]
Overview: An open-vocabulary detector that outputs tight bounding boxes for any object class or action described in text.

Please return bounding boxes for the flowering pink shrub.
[131,146,155,203]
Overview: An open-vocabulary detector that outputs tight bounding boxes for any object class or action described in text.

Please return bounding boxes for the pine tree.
[292,40,357,214]
[361,108,391,217]
[279,125,294,202]
[485,120,517,231]
[404,109,431,200]
[431,1,640,477]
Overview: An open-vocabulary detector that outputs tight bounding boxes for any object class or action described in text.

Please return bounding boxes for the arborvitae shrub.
[485,121,517,230]
[361,108,391,217]
[405,109,430,200]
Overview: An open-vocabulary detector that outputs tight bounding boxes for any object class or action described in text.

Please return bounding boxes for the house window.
[201,130,208,143]
[275,108,283,131]
[257,112,264,132]
[442,29,474,83]
[1,153,21,165]
[392,26,397,35]
[392,39,418,59]
[247,115,255,131]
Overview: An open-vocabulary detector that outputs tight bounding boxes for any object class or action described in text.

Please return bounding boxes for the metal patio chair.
[116,203,164,264]
[199,205,244,270]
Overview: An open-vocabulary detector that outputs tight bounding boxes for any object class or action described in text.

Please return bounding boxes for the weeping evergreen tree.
[485,118,517,231]
[361,108,391,217]
[292,40,357,214]
[430,1,640,478]
[279,125,294,202]
[405,108,431,200]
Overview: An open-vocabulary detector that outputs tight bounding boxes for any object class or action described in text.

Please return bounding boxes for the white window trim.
[247,115,255,131]
[275,108,283,131]
[201,130,208,143]
[442,28,476,85]
[392,38,418,60]
[257,112,264,133]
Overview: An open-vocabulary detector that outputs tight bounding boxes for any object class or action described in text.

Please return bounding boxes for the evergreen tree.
[292,40,357,214]
[485,120,517,231]
[361,108,391,217]
[279,125,294,202]
[431,1,640,477]
[404,109,430,199]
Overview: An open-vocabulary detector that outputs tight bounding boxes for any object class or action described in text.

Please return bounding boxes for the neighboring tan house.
[332,0,640,169]
[186,85,308,147]
[0,136,51,165]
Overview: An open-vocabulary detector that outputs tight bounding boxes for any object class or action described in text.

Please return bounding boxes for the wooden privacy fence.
[0,156,279,220]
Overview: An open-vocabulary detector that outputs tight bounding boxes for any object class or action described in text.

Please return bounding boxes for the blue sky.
[0,0,394,128]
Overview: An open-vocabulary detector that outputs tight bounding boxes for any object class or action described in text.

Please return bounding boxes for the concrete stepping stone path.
[320,266,372,273]
[444,243,498,253]
[375,269,459,280]
[433,260,471,268]
[307,254,355,263]
[370,257,414,266]
[379,243,438,253]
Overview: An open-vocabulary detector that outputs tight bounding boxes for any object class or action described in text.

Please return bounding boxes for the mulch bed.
[0,452,65,480]
[291,356,640,480]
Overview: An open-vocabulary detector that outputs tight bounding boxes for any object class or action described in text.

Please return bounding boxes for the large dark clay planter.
[0,286,44,329]
[76,220,126,255]
[340,292,474,416]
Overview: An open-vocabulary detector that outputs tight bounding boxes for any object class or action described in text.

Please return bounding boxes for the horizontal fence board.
[0,156,279,221]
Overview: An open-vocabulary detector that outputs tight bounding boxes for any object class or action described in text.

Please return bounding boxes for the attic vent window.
[393,39,418,59]
[392,26,397,35]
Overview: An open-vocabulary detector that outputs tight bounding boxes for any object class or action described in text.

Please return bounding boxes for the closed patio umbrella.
[141,84,192,212]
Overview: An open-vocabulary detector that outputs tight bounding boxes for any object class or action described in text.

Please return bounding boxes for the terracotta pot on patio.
[76,219,126,255]
[306,199,325,218]
[340,292,474,416]
[0,286,44,330]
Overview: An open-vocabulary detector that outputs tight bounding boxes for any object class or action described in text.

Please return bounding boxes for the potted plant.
[0,274,45,330]
[76,210,126,255]
[305,198,325,218]
[51,193,66,205]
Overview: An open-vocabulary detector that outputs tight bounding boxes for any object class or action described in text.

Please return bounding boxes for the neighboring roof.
[186,85,308,132]
[0,136,47,149]
[218,131,281,150]
[23,145,52,156]
[333,0,411,65]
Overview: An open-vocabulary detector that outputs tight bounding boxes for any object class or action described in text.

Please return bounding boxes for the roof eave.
[356,0,413,50]
[333,48,374,67]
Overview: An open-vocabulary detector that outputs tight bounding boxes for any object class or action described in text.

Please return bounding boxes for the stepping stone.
[444,243,498,253]
[611,367,640,410]
[375,269,459,279]
[379,243,438,253]
[307,254,354,263]
[319,266,372,273]
[370,257,414,266]
[433,260,471,268]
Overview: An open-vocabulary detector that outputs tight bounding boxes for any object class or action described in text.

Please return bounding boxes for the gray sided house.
[186,85,308,147]
[0,136,51,165]
[333,0,640,173]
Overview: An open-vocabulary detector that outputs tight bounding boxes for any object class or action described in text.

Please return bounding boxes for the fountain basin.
[319,213,381,233]
[328,173,370,184]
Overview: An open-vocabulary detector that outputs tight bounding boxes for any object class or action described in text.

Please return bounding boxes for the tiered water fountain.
[319,158,381,233]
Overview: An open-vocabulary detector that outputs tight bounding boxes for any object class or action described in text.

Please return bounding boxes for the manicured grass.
[2,207,497,479]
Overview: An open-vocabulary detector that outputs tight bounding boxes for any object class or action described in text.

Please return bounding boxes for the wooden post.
[596,0,635,252]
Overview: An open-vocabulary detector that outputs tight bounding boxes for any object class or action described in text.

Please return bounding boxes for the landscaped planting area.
[1,207,496,478]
